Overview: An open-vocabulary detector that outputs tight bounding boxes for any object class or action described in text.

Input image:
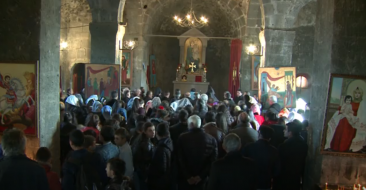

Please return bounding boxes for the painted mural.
[322,74,366,156]
[122,50,133,87]
[258,67,297,109]
[85,64,120,99]
[0,63,37,135]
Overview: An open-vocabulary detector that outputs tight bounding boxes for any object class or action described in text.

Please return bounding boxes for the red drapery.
[228,39,243,96]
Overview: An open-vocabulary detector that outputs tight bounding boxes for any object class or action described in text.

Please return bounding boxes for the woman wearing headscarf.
[206,85,219,103]
[65,95,87,125]
[101,105,113,124]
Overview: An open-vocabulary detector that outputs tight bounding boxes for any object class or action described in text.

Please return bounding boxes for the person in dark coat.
[148,123,173,190]
[0,128,50,190]
[105,158,131,190]
[229,112,258,150]
[208,134,258,190]
[177,115,218,190]
[132,122,155,190]
[169,109,189,190]
[170,110,189,152]
[242,126,280,190]
[234,89,244,104]
[202,112,226,158]
[106,91,119,107]
[273,121,308,190]
[36,147,61,190]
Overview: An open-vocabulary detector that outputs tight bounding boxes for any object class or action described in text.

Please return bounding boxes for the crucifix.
[189,62,196,72]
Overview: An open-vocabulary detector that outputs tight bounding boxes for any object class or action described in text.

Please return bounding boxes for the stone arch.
[140,0,247,38]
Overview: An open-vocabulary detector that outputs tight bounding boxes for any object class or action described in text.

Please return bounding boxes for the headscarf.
[102,105,113,121]
[152,97,161,109]
[86,95,98,104]
[75,94,84,106]
[65,95,79,106]
[117,108,127,121]
[170,98,192,111]
[206,85,219,102]
[127,96,139,110]
[92,101,102,112]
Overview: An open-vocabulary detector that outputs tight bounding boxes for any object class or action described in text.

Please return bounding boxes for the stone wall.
[321,0,366,186]
[307,0,366,188]
[60,0,92,91]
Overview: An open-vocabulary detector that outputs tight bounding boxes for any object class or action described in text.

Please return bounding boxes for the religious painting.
[258,67,297,109]
[321,74,366,157]
[150,55,157,87]
[184,37,202,73]
[85,64,121,99]
[122,50,133,87]
[0,62,37,136]
[251,55,260,90]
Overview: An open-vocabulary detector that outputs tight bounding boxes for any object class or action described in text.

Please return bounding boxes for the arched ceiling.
[125,0,250,37]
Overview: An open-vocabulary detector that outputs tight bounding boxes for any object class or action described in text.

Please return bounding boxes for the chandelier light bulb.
[174,16,178,20]
[178,18,182,22]
[186,14,191,19]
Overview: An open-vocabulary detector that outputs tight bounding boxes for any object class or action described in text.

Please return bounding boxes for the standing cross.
[189,62,196,72]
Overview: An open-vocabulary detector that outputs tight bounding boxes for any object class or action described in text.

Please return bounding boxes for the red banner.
[228,39,243,95]
[261,71,284,81]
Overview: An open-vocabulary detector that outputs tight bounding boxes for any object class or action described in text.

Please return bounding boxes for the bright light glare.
[247,44,257,54]
[61,41,68,49]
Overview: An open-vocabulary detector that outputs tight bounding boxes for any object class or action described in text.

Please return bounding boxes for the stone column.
[90,22,118,64]
[132,39,148,90]
[265,30,296,67]
[40,0,61,173]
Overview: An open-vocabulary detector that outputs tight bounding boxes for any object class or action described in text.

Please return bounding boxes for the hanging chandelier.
[173,0,208,28]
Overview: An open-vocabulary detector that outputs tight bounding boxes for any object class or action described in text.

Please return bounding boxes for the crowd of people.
[0,85,309,190]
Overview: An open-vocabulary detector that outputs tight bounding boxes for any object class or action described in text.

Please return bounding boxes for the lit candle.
[326,182,328,190]
[358,184,361,190]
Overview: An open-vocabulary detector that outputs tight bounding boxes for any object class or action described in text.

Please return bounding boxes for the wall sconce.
[246,44,263,56]
[296,74,309,89]
[119,38,138,50]
[60,41,68,50]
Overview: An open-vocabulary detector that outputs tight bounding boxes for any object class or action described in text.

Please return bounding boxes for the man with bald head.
[229,112,259,149]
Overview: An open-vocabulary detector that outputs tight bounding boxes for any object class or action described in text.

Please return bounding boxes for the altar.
[173,28,210,93]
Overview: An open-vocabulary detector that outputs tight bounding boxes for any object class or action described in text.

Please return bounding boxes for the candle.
[326,182,328,190]
[358,184,361,190]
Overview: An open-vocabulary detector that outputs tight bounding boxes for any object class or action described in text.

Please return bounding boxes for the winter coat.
[148,138,173,190]
[177,128,218,180]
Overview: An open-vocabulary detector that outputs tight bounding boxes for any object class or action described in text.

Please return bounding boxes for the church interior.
[1,0,366,189]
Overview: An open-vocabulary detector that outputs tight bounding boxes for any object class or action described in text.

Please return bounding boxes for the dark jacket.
[229,123,258,150]
[62,149,106,190]
[202,122,226,158]
[242,139,280,189]
[169,122,188,155]
[234,95,244,104]
[132,135,154,179]
[0,154,50,190]
[106,177,131,190]
[269,124,286,148]
[148,138,173,190]
[207,151,258,190]
[106,99,118,107]
[273,136,308,190]
[177,128,218,180]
